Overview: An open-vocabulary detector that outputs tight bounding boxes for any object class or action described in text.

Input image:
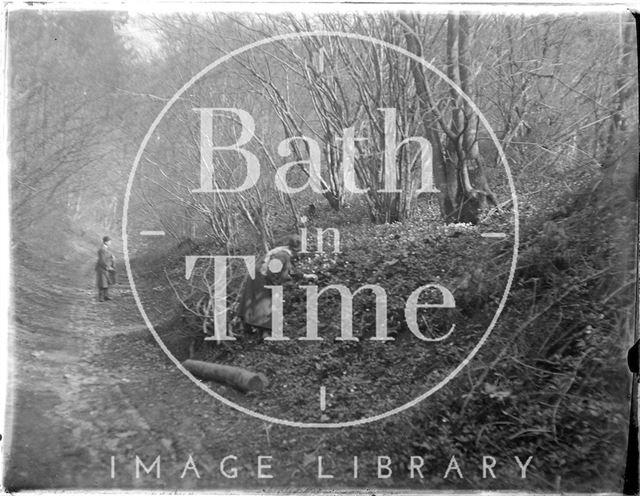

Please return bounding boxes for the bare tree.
[9,11,129,234]
[221,13,442,223]
[601,16,636,172]
[401,12,498,224]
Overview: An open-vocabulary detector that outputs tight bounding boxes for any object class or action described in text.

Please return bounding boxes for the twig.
[550,350,590,442]
[164,268,202,318]
[601,279,635,305]
[458,267,609,417]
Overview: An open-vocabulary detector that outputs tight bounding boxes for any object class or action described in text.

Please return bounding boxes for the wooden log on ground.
[182,359,269,393]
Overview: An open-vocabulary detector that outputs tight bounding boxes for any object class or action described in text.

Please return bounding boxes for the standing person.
[236,234,301,338]
[95,236,115,302]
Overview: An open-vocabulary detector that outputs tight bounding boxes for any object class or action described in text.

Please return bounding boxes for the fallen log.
[182,359,269,393]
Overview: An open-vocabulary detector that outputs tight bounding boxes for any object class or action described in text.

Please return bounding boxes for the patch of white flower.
[442,222,478,236]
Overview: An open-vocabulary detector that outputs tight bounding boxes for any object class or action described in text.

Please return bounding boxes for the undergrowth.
[130,181,637,490]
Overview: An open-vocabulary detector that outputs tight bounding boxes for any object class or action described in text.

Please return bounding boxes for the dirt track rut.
[4,251,336,490]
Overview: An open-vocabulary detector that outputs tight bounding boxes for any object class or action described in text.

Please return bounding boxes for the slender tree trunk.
[400,13,449,218]
[603,17,635,171]
[401,13,496,224]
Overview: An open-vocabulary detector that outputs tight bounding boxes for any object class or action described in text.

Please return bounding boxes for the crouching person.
[236,235,301,339]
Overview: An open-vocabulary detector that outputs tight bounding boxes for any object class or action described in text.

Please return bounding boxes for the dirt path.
[5,252,161,488]
[8,235,540,491]
[4,245,369,490]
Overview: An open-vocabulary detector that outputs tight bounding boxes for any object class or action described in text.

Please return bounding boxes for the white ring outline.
[122,30,520,429]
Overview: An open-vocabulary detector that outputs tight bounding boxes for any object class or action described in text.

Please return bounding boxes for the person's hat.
[102,236,111,243]
[286,234,301,252]
[276,234,301,252]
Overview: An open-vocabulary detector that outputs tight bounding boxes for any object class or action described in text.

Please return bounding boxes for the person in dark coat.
[236,235,302,337]
[96,236,115,301]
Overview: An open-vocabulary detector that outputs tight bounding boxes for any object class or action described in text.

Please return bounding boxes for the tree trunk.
[182,359,269,393]
[400,13,449,217]
[602,17,635,171]
[401,13,496,224]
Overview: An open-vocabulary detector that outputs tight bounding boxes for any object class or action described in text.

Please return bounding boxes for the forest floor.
[4,234,360,490]
[4,228,515,491]
[3,184,636,491]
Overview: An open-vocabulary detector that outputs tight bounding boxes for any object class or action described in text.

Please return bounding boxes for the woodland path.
[3,234,552,492]
[3,240,332,490]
